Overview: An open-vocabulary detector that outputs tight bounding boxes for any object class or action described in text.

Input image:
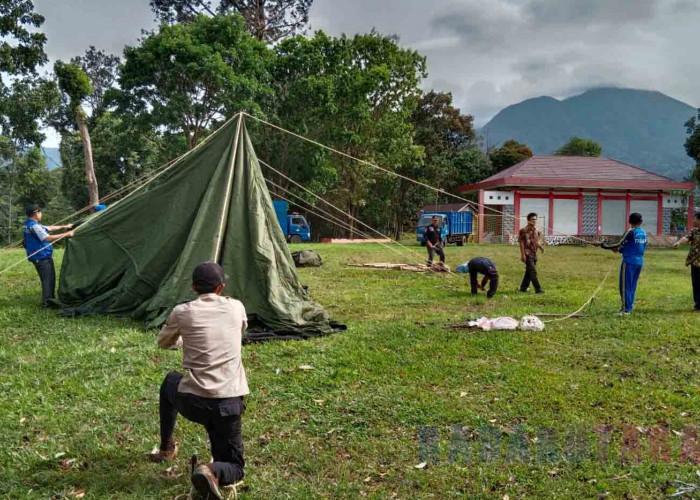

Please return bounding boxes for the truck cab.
[416,213,447,246]
[273,200,312,243]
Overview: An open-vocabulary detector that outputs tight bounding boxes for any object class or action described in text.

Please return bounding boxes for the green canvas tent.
[58,115,343,340]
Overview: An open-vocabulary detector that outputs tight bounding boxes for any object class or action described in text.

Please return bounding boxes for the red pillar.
[688,194,695,232]
[514,190,521,233]
[478,189,485,244]
[597,191,603,236]
[625,191,631,226]
[578,190,584,235]
[657,193,664,236]
[548,189,554,236]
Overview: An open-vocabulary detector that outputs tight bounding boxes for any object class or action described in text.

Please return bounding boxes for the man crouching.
[153,261,248,500]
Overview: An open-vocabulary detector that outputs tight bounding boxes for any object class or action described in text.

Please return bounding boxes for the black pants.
[427,244,445,264]
[159,372,245,485]
[470,269,499,298]
[692,266,700,310]
[520,256,542,292]
[33,258,55,306]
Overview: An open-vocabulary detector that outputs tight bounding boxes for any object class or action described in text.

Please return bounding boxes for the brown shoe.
[149,444,179,463]
[191,464,223,500]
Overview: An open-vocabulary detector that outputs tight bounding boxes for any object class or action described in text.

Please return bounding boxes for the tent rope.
[259,159,444,272]
[264,178,439,271]
[243,112,597,246]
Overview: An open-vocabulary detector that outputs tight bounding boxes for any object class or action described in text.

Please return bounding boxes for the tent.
[58,115,343,340]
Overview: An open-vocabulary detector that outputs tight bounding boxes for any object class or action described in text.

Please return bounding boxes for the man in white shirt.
[153,261,249,500]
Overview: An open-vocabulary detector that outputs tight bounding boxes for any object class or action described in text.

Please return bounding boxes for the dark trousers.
[159,372,245,485]
[427,244,445,264]
[520,257,542,292]
[470,270,499,297]
[692,266,700,310]
[33,258,55,306]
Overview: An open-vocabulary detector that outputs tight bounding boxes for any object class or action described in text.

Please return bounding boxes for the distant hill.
[43,147,62,170]
[482,88,697,180]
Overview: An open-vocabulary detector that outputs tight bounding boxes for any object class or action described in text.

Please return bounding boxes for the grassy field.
[1,242,700,499]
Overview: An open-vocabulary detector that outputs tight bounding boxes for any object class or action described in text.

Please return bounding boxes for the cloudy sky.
[34,0,699,146]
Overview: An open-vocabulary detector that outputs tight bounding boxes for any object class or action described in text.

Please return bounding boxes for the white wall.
[630,200,659,235]
[602,199,627,235]
[552,199,579,236]
[519,198,549,235]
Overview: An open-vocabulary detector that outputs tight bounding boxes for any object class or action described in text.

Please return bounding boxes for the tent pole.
[213,112,244,263]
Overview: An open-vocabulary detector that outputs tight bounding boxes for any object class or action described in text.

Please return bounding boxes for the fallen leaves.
[414,462,427,469]
[299,365,314,371]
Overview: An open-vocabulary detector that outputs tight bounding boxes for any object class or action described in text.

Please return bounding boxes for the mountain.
[482,88,697,180]
[43,147,62,170]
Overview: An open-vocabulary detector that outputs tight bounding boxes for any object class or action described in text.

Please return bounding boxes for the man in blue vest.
[24,205,74,307]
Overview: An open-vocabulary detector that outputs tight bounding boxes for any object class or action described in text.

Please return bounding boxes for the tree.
[71,46,120,115]
[0,0,48,78]
[15,147,52,207]
[218,0,313,43]
[685,110,700,183]
[489,139,533,172]
[59,112,174,209]
[261,31,427,239]
[555,137,602,157]
[411,91,486,192]
[115,14,271,150]
[55,61,99,206]
[150,0,313,43]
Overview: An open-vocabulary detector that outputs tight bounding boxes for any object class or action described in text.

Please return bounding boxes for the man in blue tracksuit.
[24,205,74,307]
[601,212,647,315]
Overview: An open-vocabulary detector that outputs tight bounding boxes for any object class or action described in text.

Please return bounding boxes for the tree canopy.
[555,137,603,157]
[115,14,272,149]
[489,139,533,172]
[685,110,700,183]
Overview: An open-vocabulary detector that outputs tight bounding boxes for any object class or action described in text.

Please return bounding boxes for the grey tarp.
[58,116,343,340]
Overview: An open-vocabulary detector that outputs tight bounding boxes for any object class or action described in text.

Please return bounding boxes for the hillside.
[482,88,697,179]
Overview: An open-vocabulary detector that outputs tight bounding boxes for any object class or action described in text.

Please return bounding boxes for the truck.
[416,210,473,246]
[273,200,311,243]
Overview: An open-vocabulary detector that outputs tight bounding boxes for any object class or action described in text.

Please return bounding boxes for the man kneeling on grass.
[152,261,248,500]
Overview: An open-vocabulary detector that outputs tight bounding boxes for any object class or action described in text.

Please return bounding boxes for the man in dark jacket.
[423,216,445,265]
[466,257,499,298]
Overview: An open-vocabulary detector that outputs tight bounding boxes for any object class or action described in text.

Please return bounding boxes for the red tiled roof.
[461,156,695,192]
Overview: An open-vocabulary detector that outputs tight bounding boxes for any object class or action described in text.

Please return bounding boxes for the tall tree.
[55,61,99,206]
[149,0,313,43]
[71,46,120,115]
[218,0,313,42]
[115,14,271,150]
[685,110,700,184]
[489,139,533,172]
[0,0,47,78]
[555,136,602,157]
[262,31,426,238]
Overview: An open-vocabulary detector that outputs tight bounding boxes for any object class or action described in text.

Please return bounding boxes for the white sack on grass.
[468,316,545,331]
[519,315,545,331]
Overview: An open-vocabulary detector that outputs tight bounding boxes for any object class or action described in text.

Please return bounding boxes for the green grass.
[1,243,700,499]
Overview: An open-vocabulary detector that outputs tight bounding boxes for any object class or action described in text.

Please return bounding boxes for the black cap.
[25,204,41,217]
[192,261,227,292]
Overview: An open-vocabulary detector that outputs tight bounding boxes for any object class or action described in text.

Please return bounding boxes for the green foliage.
[115,14,272,149]
[489,139,533,172]
[15,146,51,206]
[0,77,59,146]
[59,112,176,209]
[71,46,120,115]
[0,0,47,77]
[556,136,603,157]
[150,0,313,43]
[259,30,427,238]
[684,109,700,183]
[54,61,93,110]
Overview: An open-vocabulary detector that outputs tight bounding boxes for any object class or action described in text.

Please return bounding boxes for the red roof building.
[460,156,695,242]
